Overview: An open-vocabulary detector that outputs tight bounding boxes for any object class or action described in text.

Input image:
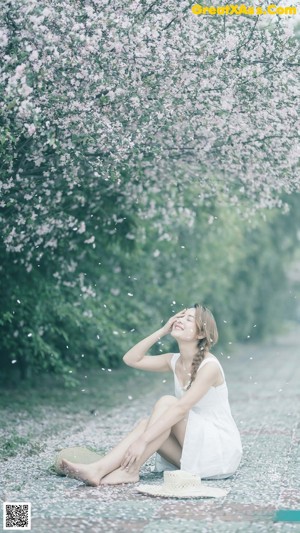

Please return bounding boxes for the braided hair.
[185,303,219,391]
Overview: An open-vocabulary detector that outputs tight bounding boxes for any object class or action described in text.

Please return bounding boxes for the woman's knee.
[154,395,177,408]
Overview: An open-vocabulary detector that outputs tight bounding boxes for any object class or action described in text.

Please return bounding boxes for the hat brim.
[136,484,229,499]
[54,446,104,476]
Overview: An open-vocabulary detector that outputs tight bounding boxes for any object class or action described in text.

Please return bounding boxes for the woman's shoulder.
[200,353,224,370]
[201,352,218,363]
[199,353,225,385]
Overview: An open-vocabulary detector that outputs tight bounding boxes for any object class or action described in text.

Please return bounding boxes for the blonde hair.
[186,304,219,391]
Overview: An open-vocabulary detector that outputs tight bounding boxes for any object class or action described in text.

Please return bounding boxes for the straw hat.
[136,470,229,498]
[54,446,104,476]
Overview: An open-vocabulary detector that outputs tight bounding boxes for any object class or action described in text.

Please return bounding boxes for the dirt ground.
[1,323,299,532]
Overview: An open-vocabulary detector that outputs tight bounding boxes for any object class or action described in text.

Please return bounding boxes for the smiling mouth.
[174,324,184,330]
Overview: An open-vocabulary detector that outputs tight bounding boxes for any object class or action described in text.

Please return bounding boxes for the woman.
[60,304,243,486]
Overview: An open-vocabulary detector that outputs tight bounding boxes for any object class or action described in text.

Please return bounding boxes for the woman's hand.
[120,437,147,472]
[160,308,187,336]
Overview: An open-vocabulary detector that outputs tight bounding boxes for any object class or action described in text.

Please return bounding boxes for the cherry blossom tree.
[1,0,299,283]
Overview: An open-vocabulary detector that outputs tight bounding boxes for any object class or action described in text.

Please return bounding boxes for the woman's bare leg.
[61,397,185,486]
[100,398,183,485]
[60,417,150,486]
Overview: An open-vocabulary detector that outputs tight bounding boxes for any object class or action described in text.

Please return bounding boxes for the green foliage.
[1,189,299,384]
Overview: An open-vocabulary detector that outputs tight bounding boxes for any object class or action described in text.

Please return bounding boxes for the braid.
[184,303,218,391]
[186,338,209,391]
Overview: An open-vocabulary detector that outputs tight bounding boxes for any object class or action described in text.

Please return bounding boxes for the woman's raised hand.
[160,308,187,336]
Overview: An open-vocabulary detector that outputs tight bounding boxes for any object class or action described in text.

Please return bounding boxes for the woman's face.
[171,307,203,342]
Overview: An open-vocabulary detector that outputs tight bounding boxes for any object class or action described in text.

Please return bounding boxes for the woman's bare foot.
[60,459,104,486]
[100,466,140,485]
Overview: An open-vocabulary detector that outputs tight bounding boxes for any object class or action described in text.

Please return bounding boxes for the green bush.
[1,191,299,385]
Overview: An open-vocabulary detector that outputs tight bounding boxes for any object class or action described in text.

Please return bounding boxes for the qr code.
[3,502,31,530]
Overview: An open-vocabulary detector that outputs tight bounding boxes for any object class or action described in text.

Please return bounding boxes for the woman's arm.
[122,309,186,369]
[120,403,186,471]
[122,328,166,366]
[141,363,219,445]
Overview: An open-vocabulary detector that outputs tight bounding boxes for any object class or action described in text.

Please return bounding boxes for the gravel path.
[1,325,299,532]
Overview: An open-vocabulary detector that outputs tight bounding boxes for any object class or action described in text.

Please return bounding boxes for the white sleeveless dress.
[151,353,243,479]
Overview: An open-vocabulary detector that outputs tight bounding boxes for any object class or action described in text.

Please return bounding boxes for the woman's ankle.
[93,459,107,475]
